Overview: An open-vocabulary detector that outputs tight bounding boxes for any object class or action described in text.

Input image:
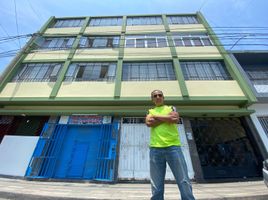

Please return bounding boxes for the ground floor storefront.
[0,114,265,182]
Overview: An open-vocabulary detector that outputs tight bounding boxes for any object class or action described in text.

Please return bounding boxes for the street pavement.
[0,177,268,200]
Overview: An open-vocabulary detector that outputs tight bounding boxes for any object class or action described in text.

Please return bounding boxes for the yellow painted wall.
[176,46,222,59]
[84,26,122,35]
[0,82,55,97]
[169,24,206,32]
[186,81,245,96]
[73,49,119,60]
[124,47,171,60]
[121,81,181,97]
[44,27,80,35]
[126,25,165,34]
[24,50,70,61]
[57,82,115,97]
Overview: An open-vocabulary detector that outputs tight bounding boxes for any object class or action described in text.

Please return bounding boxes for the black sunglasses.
[153,94,163,98]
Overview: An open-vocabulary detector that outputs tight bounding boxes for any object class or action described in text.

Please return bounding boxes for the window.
[167,16,199,24]
[127,16,162,26]
[125,34,168,48]
[89,17,122,26]
[52,19,85,28]
[173,33,213,47]
[181,61,232,80]
[79,36,120,48]
[245,65,268,86]
[258,116,268,137]
[36,37,75,50]
[122,62,176,81]
[245,65,268,93]
[12,63,62,82]
[65,63,117,81]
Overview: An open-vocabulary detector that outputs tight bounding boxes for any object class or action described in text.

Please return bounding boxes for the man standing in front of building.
[146,89,195,200]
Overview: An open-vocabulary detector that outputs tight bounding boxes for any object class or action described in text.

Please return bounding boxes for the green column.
[114,16,127,98]
[197,12,257,104]
[173,59,189,97]
[162,14,189,97]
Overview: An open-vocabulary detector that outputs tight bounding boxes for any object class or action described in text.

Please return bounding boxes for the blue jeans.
[150,146,195,200]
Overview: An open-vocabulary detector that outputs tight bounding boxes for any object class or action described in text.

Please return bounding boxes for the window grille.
[167,16,199,24]
[125,34,168,48]
[180,61,232,80]
[53,19,85,28]
[79,36,120,48]
[258,116,268,137]
[89,17,122,26]
[12,63,63,82]
[122,117,145,124]
[35,37,75,50]
[65,62,117,82]
[127,16,162,26]
[122,62,176,81]
[173,33,213,47]
[245,66,268,85]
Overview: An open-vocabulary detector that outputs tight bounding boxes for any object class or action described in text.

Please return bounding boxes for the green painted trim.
[114,59,123,97]
[80,17,90,34]
[39,16,55,34]
[0,96,248,107]
[197,12,257,104]
[173,59,189,97]
[49,60,71,98]
[167,33,177,58]
[121,16,127,33]
[162,14,178,58]
[162,15,170,32]
[0,108,254,117]
[118,35,125,59]
[67,36,81,59]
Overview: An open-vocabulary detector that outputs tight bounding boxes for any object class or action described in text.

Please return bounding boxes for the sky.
[0,0,267,75]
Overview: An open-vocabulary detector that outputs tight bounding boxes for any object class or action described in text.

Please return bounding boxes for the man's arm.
[145,114,163,127]
[153,111,179,124]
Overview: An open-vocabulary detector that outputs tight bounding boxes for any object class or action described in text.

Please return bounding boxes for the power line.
[13,0,21,48]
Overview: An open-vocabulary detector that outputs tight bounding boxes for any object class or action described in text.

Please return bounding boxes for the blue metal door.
[67,142,89,178]
[26,121,119,182]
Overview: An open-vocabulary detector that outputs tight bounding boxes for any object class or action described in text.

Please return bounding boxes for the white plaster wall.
[249,104,268,153]
[0,136,39,176]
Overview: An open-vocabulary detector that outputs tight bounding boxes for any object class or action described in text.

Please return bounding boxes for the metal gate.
[118,118,194,180]
[26,122,119,182]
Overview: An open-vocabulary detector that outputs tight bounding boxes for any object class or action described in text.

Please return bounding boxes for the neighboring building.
[0,12,265,182]
[230,51,268,158]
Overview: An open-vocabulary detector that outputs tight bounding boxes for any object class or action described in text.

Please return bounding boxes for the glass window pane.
[93,38,107,48]
[183,37,192,46]
[126,39,135,48]
[157,38,167,47]
[136,39,146,48]
[202,38,212,46]
[192,38,203,46]
[147,38,157,48]
[174,38,183,46]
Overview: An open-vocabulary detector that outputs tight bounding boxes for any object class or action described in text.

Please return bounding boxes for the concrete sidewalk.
[0,177,267,200]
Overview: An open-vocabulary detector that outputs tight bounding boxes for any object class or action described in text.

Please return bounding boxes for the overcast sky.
[0,0,267,75]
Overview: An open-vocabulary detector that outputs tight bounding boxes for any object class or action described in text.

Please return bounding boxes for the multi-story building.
[230,51,268,157]
[0,12,265,182]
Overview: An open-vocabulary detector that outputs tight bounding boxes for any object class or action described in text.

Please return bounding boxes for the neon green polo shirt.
[148,105,181,147]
